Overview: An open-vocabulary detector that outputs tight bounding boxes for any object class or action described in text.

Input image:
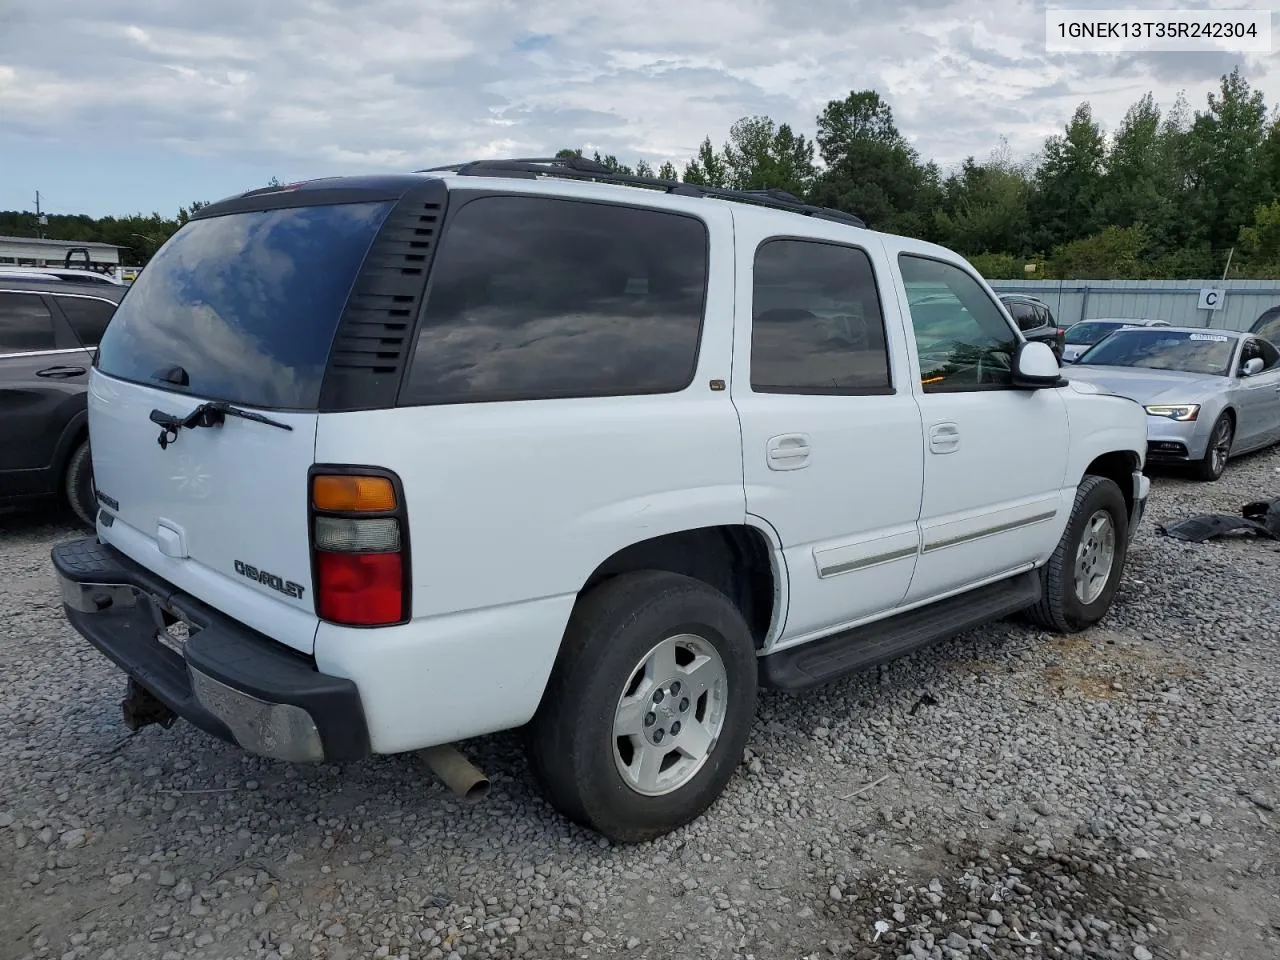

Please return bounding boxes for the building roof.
[0,234,126,249]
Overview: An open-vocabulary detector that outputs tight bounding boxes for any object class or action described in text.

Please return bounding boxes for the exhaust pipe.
[419,744,490,802]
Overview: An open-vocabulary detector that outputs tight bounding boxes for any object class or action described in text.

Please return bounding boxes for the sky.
[0,0,1276,219]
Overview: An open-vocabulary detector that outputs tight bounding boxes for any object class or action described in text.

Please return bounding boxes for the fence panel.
[987,279,1280,332]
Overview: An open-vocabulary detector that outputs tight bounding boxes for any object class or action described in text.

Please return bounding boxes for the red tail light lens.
[315,551,403,625]
[310,470,409,627]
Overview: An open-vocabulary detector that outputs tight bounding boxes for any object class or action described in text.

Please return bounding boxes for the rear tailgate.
[90,374,320,653]
[86,194,401,655]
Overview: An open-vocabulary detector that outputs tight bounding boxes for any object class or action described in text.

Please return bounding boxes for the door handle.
[36,365,87,379]
[766,433,811,471]
[928,421,960,454]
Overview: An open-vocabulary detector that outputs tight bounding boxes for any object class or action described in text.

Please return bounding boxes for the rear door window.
[53,295,117,348]
[400,195,709,405]
[95,200,394,409]
[750,238,892,394]
[0,292,56,355]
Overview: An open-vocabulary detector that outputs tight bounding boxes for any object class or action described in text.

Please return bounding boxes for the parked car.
[998,294,1064,359]
[1249,304,1280,344]
[51,159,1151,842]
[1066,326,1280,481]
[1061,317,1170,362]
[0,276,124,523]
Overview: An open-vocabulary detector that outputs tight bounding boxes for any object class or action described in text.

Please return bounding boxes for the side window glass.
[55,296,117,348]
[899,255,1017,392]
[402,195,708,404]
[750,239,892,394]
[1007,302,1038,332]
[0,292,56,355]
[1037,305,1055,327]
[1258,338,1280,370]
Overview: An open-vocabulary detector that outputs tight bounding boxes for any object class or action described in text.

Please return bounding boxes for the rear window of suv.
[95,200,393,409]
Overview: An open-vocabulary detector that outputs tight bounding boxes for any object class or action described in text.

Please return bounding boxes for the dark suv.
[0,277,124,524]
[999,294,1064,359]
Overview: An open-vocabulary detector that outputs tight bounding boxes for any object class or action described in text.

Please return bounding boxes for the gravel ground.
[2,451,1279,960]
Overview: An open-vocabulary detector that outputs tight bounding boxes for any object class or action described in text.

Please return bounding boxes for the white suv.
[52,159,1150,842]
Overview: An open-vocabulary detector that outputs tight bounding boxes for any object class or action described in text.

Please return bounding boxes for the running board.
[759,571,1042,691]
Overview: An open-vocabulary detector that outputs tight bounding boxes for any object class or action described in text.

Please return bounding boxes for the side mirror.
[1242,357,1264,377]
[1012,340,1063,389]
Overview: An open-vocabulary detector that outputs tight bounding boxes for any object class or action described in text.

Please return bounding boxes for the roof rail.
[417,156,866,228]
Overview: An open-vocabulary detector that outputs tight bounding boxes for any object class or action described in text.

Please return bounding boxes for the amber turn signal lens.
[312,475,397,512]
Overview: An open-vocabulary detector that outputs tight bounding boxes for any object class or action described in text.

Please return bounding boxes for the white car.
[1061,317,1171,362]
[51,159,1151,842]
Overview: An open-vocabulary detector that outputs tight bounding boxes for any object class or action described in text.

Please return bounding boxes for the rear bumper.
[52,537,370,763]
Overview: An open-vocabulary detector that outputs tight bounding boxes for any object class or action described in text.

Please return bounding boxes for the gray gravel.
[3,450,1279,960]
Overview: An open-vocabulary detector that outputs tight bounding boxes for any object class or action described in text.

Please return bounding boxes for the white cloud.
[0,0,1276,194]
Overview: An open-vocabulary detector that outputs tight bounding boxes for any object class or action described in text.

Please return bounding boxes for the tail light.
[310,469,410,626]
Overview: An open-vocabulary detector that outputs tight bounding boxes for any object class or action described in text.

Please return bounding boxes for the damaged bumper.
[52,537,370,763]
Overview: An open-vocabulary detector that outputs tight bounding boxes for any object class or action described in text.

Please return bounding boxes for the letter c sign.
[1198,288,1225,311]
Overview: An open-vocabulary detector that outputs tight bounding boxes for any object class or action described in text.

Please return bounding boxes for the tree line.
[557,67,1280,280]
[3,72,1278,280]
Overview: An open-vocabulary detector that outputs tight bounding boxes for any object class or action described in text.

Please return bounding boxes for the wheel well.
[1084,451,1138,516]
[581,526,778,649]
[62,424,88,472]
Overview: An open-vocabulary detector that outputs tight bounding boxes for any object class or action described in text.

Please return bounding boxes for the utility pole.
[35,191,45,239]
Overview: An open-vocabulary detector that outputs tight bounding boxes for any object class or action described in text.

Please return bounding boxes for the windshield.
[1064,321,1129,345]
[95,200,393,409]
[1075,329,1235,376]
[1252,307,1280,344]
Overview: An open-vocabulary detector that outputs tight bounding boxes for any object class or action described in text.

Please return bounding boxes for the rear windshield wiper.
[150,401,293,450]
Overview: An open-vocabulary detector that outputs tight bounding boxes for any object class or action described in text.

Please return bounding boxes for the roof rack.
[416,156,866,228]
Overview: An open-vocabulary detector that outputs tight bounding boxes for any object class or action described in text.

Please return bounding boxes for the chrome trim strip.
[0,347,90,360]
[922,510,1057,553]
[817,545,918,578]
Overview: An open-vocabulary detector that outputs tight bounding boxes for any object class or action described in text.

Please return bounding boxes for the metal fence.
[986,279,1280,332]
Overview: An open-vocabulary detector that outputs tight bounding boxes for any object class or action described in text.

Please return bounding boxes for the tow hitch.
[121,679,178,731]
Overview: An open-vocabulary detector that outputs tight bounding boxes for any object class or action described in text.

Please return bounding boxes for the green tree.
[592,151,633,175]
[1237,200,1280,268]
[1029,102,1108,250]
[1102,93,1164,230]
[634,159,654,178]
[682,137,729,187]
[1184,68,1270,251]
[934,142,1032,256]
[1048,225,1148,279]
[809,90,932,233]
[720,115,816,196]
[657,161,679,181]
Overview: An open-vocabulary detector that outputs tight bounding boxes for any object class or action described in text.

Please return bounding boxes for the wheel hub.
[612,634,728,797]
[642,680,692,746]
[1073,509,1116,605]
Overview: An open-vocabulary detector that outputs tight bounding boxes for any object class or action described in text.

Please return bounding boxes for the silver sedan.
[1066,326,1280,481]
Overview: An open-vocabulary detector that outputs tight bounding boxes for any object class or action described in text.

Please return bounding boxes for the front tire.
[1028,475,1129,633]
[1190,413,1233,482]
[527,571,758,843]
[64,440,97,529]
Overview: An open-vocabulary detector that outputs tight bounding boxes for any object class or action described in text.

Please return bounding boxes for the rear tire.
[1028,475,1129,633]
[1190,413,1233,482]
[527,571,757,843]
[65,440,97,529]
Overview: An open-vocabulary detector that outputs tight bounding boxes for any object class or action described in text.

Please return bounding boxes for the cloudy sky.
[0,0,1275,219]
